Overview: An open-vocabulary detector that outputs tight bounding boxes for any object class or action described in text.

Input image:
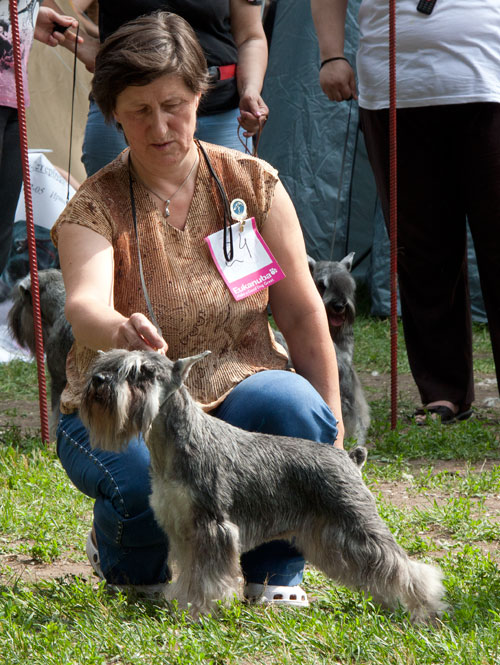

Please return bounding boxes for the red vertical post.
[9,0,50,443]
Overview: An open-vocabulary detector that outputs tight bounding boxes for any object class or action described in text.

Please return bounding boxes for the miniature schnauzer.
[275,253,370,444]
[81,349,446,623]
[8,269,73,436]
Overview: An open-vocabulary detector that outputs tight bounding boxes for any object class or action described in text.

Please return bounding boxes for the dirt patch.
[0,553,92,585]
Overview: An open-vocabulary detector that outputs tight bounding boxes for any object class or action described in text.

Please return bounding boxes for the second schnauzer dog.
[81,349,446,622]
[275,253,370,444]
[8,269,73,436]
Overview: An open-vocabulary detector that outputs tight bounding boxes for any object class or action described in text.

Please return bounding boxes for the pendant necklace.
[130,152,199,217]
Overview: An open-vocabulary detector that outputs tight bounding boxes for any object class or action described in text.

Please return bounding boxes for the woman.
[66,0,269,174]
[52,12,344,607]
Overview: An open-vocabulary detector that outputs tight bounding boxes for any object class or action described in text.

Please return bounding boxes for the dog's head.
[81,349,210,451]
[308,253,356,337]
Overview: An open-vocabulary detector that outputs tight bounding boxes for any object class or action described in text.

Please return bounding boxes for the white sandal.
[85,530,166,600]
[244,582,310,607]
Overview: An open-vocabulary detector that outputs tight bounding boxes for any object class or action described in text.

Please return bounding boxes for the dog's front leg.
[165,518,242,617]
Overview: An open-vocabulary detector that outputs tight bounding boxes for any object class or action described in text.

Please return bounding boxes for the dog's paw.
[348,446,367,469]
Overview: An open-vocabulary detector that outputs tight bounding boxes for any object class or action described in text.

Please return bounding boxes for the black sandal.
[414,405,473,425]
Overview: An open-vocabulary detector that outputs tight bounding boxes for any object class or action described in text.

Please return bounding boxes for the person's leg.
[213,370,338,587]
[195,108,245,152]
[0,107,23,276]
[360,106,474,411]
[57,412,169,585]
[81,99,128,177]
[463,102,500,395]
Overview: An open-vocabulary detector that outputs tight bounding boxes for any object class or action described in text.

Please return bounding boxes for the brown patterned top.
[51,141,288,414]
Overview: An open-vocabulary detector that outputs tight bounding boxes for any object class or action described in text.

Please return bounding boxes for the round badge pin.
[230,198,247,221]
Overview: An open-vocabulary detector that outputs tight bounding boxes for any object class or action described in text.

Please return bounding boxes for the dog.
[274,253,370,444]
[8,268,73,436]
[81,348,446,622]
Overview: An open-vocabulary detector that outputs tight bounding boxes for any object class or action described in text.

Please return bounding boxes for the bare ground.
[1,371,499,584]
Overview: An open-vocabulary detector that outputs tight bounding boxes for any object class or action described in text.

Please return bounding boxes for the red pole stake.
[9,0,50,443]
[389,0,398,429]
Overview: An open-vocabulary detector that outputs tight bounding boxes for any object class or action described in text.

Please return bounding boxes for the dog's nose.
[333,303,346,313]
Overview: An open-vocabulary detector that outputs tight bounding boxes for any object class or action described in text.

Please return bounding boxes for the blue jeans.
[57,369,338,586]
[82,100,244,177]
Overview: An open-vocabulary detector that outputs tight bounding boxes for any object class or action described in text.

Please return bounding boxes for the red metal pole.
[9,0,50,443]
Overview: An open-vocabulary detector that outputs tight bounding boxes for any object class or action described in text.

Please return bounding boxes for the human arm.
[230,0,269,137]
[57,223,168,353]
[69,0,100,39]
[310,0,357,102]
[263,181,345,448]
[35,2,81,48]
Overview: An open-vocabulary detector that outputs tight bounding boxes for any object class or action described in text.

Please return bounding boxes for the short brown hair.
[92,11,210,123]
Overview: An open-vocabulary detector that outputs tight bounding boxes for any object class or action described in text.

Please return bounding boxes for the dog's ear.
[172,350,211,386]
[340,252,355,273]
[307,255,316,275]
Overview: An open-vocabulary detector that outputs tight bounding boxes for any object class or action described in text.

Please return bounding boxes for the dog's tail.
[298,510,446,623]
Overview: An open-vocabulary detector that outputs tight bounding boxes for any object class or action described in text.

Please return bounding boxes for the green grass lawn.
[0,315,499,664]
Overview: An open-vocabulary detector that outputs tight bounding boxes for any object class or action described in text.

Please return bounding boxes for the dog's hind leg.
[165,518,242,617]
[296,507,446,623]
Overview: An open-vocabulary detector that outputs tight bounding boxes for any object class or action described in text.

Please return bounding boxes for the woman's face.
[113,74,201,170]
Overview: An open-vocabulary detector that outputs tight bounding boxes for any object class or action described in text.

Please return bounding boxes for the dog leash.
[128,156,164,337]
[237,114,266,156]
[329,97,353,260]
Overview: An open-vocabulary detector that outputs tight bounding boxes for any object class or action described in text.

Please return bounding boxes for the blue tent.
[259,0,486,322]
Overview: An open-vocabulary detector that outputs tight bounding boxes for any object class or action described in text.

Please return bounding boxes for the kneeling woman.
[52,11,344,606]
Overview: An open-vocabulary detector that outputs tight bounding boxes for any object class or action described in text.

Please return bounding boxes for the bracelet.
[320,56,350,70]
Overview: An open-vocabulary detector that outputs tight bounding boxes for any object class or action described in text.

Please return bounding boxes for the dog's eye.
[139,365,155,380]
[317,281,326,295]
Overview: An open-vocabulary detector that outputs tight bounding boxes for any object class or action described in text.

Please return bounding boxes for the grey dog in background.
[275,253,370,444]
[8,269,73,436]
[81,348,446,622]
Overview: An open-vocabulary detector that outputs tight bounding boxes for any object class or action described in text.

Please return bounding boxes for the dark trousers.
[0,106,23,276]
[360,103,500,408]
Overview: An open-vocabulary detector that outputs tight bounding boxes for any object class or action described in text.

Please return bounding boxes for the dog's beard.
[81,379,161,451]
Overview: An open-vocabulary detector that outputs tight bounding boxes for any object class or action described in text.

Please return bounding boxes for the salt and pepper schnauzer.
[8,269,73,436]
[81,349,446,623]
[307,252,371,445]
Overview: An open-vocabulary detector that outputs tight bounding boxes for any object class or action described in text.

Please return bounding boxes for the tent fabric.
[259,0,486,322]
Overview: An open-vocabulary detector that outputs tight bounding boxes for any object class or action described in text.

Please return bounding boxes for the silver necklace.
[131,152,199,217]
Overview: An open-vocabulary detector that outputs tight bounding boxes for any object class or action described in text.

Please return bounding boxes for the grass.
[1,314,499,664]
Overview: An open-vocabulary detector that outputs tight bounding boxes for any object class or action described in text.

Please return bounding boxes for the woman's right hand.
[319,59,358,102]
[113,313,168,354]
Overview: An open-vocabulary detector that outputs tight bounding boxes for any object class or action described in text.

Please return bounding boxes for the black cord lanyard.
[128,141,235,334]
[196,140,234,262]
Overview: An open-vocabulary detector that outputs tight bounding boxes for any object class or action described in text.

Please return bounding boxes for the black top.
[98,0,261,115]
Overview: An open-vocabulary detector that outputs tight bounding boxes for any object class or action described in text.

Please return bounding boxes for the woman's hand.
[35,7,82,48]
[113,313,168,354]
[319,59,358,102]
[238,90,268,137]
